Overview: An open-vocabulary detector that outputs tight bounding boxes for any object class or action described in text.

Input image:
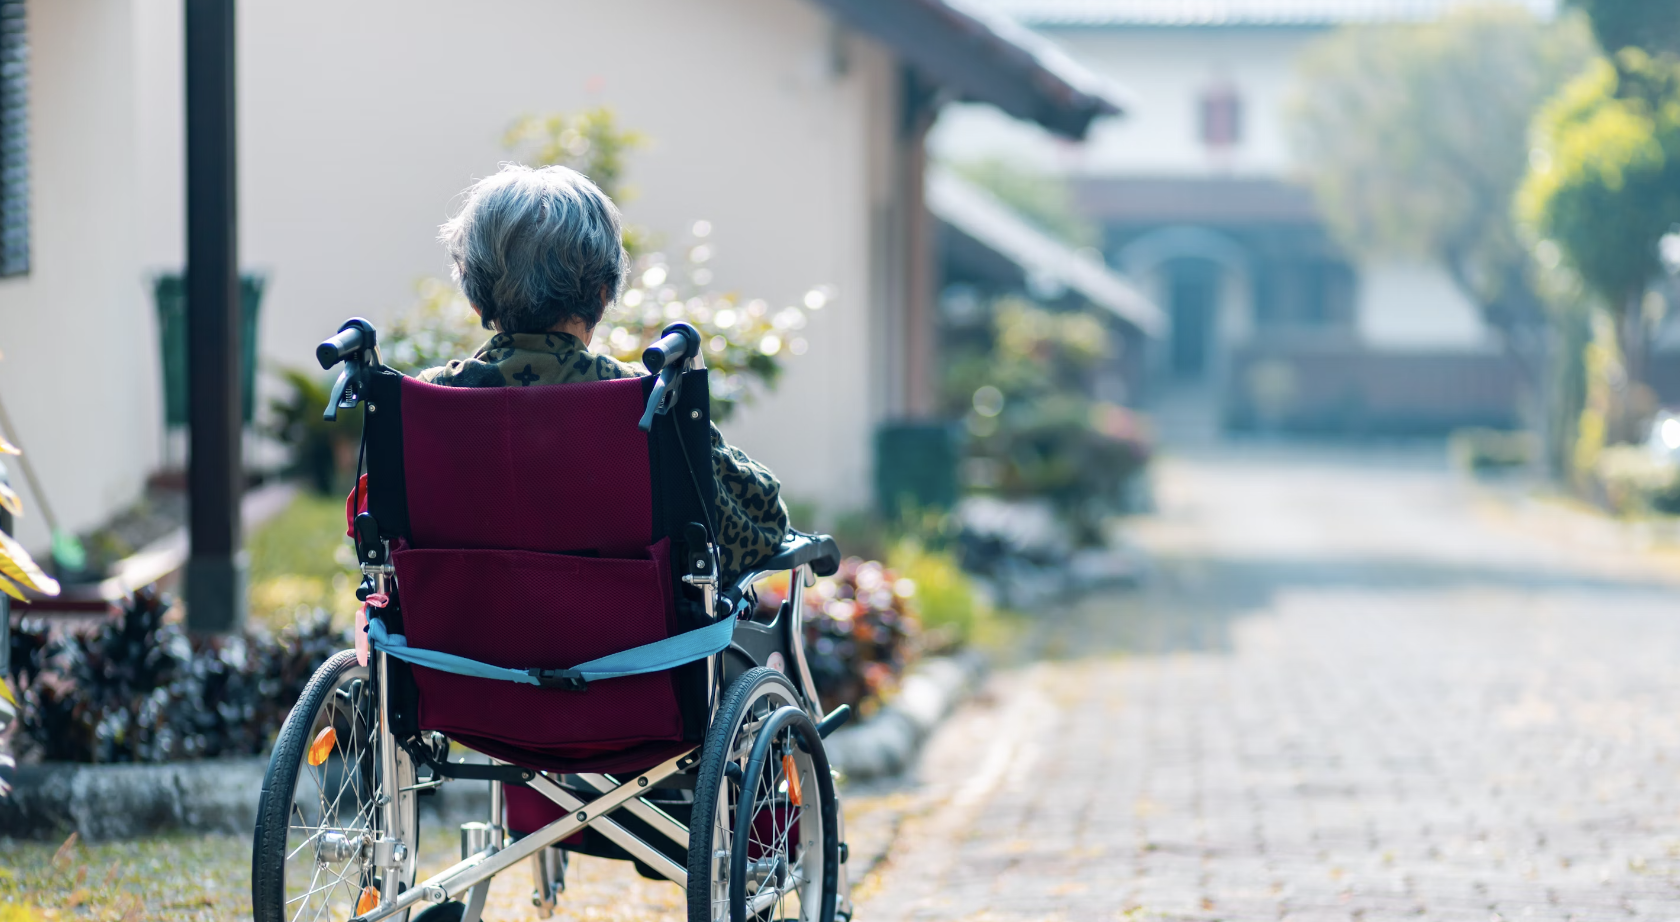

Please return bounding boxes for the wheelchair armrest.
[719,533,843,609]
[763,532,842,578]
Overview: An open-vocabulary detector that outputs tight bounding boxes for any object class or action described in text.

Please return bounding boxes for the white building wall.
[1356,261,1493,351]
[930,26,1316,176]
[202,0,884,516]
[3,0,898,551]
[0,0,158,552]
[930,21,1503,365]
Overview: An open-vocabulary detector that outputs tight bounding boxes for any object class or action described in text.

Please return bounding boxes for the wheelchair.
[251,318,854,922]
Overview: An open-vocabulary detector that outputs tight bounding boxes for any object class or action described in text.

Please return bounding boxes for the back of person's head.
[440,163,628,334]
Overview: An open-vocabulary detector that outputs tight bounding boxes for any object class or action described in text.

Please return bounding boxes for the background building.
[933,0,1554,434]
[0,0,1124,553]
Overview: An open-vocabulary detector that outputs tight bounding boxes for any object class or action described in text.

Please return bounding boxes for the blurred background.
[4,0,1680,916]
[0,0,1673,588]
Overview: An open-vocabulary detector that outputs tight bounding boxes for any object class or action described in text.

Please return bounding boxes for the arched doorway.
[1165,257,1221,379]
[1117,226,1251,386]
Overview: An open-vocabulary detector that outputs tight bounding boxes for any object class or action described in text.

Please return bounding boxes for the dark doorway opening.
[1167,258,1219,379]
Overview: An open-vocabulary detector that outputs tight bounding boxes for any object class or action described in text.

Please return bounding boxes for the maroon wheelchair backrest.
[387,375,696,775]
[398,376,652,557]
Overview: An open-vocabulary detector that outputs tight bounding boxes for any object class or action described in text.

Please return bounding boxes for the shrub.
[9,590,342,764]
[1449,427,1538,472]
[1593,443,1680,514]
[264,369,360,494]
[944,298,1152,545]
[887,539,989,652]
[754,558,921,716]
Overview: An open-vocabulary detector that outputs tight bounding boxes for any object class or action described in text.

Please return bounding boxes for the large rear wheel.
[687,667,838,922]
[252,650,419,922]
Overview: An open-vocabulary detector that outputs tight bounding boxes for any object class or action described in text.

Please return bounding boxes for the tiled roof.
[981,0,1556,27]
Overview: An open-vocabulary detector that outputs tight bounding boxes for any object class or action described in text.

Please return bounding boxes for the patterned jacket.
[418,332,789,583]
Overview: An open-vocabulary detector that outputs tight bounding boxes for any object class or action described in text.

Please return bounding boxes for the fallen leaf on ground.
[50,833,77,868]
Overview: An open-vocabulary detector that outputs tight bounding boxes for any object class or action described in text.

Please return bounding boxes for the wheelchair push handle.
[318,318,380,422]
[642,322,703,374]
[316,318,377,370]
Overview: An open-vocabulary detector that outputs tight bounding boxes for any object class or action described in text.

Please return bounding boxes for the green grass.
[246,491,359,633]
[0,832,249,920]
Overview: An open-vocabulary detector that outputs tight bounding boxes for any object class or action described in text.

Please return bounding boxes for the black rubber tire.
[687,667,836,922]
[730,706,838,922]
[251,650,418,922]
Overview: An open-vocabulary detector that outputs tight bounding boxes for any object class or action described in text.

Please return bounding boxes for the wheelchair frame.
[258,319,853,922]
[351,555,846,922]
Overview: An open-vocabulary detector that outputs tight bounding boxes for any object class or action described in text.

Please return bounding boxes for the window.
[1255,259,1355,329]
[1199,81,1242,150]
[0,0,26,278]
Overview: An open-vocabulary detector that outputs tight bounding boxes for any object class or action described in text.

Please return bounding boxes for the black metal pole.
[184,0,243,633]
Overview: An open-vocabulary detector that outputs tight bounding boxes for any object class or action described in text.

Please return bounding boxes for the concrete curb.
[0,758,270,841]
[823,652,988,783]
[1,654,987,840]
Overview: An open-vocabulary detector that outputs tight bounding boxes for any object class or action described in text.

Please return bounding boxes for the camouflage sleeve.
[418,360,507,388]
[709,424,789,583]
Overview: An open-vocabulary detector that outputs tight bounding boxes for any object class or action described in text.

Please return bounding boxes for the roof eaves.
[809,0,1131,139]
[986,0,1556,27]
[928,168,1165,337]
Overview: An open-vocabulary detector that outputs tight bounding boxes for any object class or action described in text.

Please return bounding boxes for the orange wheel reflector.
[783,753,802,806]
[356,884,380,915]
[306,727,337,766]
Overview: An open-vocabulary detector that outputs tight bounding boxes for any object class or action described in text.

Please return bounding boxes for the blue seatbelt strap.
[366,614,736,692]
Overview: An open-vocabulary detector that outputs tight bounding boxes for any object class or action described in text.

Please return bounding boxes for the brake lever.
[636,365,684,432]
[323,360,364,422]
[324,368,352,422]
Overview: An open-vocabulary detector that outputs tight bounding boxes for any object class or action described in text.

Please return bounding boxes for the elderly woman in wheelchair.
[251,165,852,922]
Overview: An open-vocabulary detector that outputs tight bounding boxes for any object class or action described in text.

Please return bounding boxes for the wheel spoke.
[260,660,412,922]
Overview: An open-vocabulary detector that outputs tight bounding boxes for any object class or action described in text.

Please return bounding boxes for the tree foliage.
[1288,6,1593,341]
[941,298,1148,546]
[1568,0,1680,57]
[503,108,646,205]
[1518,49,1680,383]
[381,108,822,421]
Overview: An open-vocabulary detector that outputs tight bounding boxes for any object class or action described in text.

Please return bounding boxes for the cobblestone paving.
[858,446,1680,922]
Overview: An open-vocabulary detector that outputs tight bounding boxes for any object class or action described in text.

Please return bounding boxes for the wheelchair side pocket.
[389,540,688,760]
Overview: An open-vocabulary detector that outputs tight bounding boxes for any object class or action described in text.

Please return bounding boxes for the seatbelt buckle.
[527,668,588,692]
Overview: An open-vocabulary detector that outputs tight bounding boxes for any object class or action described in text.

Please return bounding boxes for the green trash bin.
[153,273,265,426]
[874,421,960,519]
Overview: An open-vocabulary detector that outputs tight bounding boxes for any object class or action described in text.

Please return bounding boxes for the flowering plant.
[383,107,830,420]
[755,558,920,715]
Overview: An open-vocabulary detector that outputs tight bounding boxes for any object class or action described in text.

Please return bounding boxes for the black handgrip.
[641,322,702,374]
[316,328,363,369]
[316,318,378,370]
[642,331,689,374]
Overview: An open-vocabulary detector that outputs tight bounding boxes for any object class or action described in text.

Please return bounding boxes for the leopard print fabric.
[419,332,789,582]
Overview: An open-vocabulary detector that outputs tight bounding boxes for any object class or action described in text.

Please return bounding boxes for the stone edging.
[0,757,270,841]
[822,652,987,783]
[0,654,986,841]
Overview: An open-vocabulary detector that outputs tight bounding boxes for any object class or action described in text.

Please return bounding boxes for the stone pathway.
[857,445,1680,922]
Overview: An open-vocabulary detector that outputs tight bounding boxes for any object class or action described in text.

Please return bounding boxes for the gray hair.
[440,163,628,334]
